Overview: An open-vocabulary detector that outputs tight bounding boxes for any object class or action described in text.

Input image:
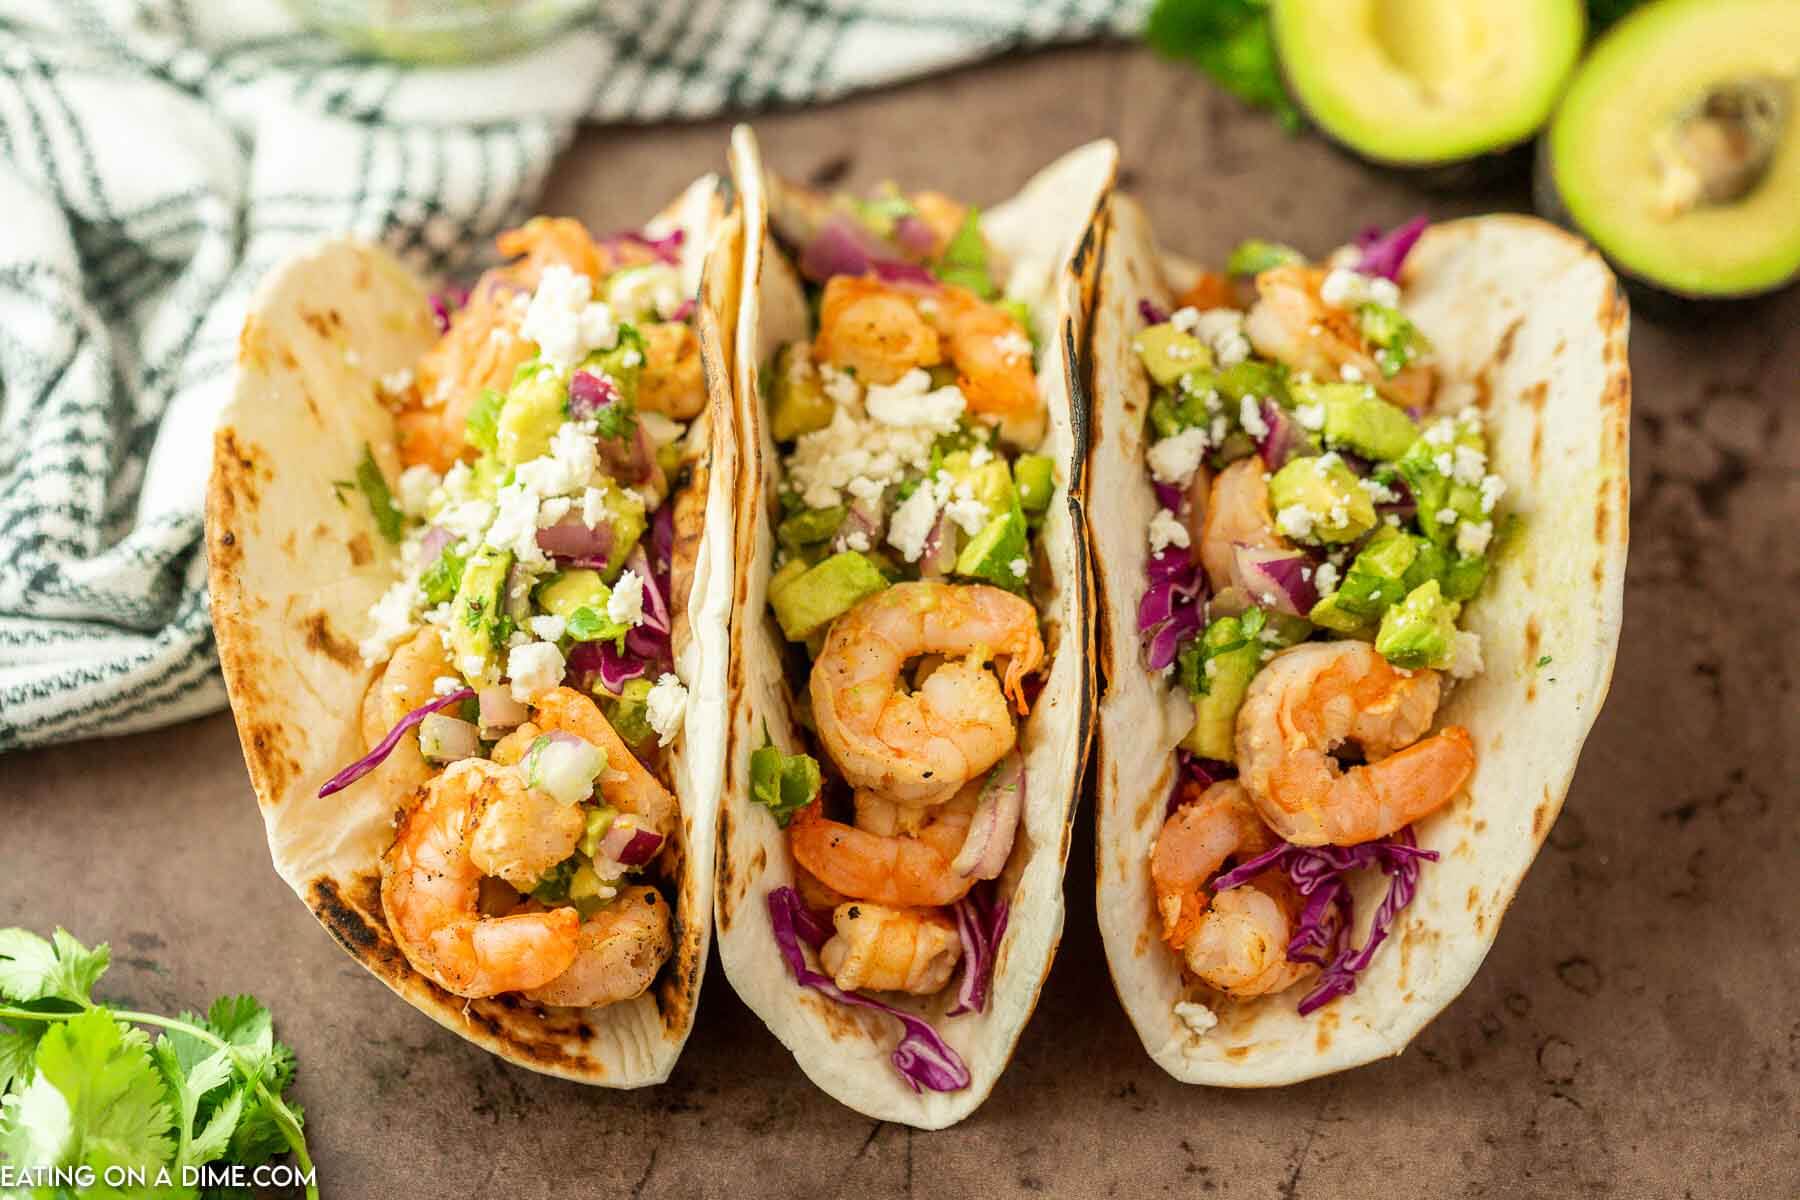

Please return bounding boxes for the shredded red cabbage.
[537,518,613,564]
[318,688,474,797]
[1168,751,1236,815]
[428,286,469,334]
[1255,400,1310,471]
[569,369,619,420]
[1138,298,1170,326]
[872,258,939,287]
[1152,480,1184,512]
[1232,544,1318,617]
[1214,827,1439,1015]
[1139,548,1207,671]
[667,297,697,323]
[604,228,684,265]
[767,887,972,1093]
[1354,216,1429,283]
[947,881,1010,1017]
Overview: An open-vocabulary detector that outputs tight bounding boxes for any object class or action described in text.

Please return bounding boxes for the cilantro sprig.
[0,929,316,1198]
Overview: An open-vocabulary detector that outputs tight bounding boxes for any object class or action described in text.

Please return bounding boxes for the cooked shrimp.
[1236,641,1476,846]
[639,321,706,419]
[1199,458,1288,596]
[788,780,981,908]
[466,772,585,892]
[1150,780,1310,997]
[381,759,581,998]
[809,582,1043,806]
[494,217,604,287]
[1178,462,1214,558]
[907,191,969,257]
[927,286,1043,447]
[360,628,455,797]
[532,687,679,841]
[820,901,962,994]
[814,275,942,386]
[523,885,673,1008]
[1243,265,1433,410]
[1173,271,1236,314]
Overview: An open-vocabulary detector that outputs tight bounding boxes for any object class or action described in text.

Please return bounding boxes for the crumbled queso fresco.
[645,672,689,746]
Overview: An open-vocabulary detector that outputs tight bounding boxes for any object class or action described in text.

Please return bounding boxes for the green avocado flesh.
[1546,0,1800,298]
[1271,0,1585,166]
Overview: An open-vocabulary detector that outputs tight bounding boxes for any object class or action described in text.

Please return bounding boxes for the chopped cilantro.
[465,387,505,453]
[354,445,403,544]
[933,208,997,298]
[1144,0,1300,132]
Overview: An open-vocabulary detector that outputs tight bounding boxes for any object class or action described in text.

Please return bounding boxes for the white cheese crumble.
[1447,630,1484,680]
[1168,305,1201,334]
[1456,520,1494,557]
[527,614,566,643]
[380,367,415,396]
[842,529,872,553]
[1319,267,1400,310]
[1009,557,1028,578]
[1148,509,1191,553]
[486,483,547,567]
[1174,1000,1218,1039]
[1276,504,1316,541]
[645,672,689,746]
[360,579,419,664]
[516,420,599,498]
[1479,474,1506,514]
[396,465,441,517]
[1339,363,1364,382]
[819,363,862,407]
[1451,444,1486,486]
[520,264,619,370]
[605,263,685,324]
[994,330,1032,364]
[1313,560,1340,595]
[607,569,646,627]
[506,641,565,704]
[431,675,462,697]
[1147,427,1210,486]
[887,482,941,563]
[785,387,950,509]
[1436,507,1459,525]
[1294,402,1326,431]
[1191,308,1250,366]
[1238,396,1268,439]
[864,368,966,432]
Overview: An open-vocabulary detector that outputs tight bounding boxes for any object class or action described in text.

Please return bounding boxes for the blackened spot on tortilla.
[348,532,374,566]
[301,612,360,668]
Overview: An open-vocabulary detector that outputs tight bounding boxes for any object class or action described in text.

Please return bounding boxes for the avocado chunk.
[1013,453,1055,513]
[536,569,629,645]
[749,737,823,827]
[955,505,1030,589]
[1541,0,1800,298]
[1267,455,1376,544]
[1307,590,1374,637]
[1272,0,1585,168]
[1132,323,1214,387]
[1314,525,1419,626]
[561,479,646,581]
[576,805,618,861]
[579,326,647,412]
[771,342,835,442]
[768,556,808,604]
[1177,610,1267,762]
[939,452,1018,520]
[1303,381,1419,461]
[1213,359,1288,408]
[770,551,889,641]
[1376,579,1462,670]
[777,504,846,555]
[449,547,511,684]
[1226,239,1304,276]
[496,363,568,467]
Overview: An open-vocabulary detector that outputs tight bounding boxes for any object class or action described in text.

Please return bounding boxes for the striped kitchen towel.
[0,0,1147,751]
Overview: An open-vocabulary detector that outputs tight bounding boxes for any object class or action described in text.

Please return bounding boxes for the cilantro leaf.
[0,1007,174,1176]
[355,445,404,544]
[1145,0,1300,131]
[465,387,506,453]
[0,1023,42,1093]
[0,928,109,1005]
[933,208,997,298]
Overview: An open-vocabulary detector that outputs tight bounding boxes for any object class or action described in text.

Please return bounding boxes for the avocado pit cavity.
[1653,76,1791,218]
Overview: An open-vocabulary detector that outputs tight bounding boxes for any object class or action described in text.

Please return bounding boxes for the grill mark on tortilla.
[300,611,360,668]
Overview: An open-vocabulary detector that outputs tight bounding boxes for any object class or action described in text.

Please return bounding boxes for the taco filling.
[1132,219,1503,1023]
[322,216,710,1009]
[751,184,1058,1091]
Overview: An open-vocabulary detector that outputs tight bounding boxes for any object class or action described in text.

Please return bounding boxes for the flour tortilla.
[205,178,740,1086]
[1091,196,1630,1086]
[712,126,1113,1128]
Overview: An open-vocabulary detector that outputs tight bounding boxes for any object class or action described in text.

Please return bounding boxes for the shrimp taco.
[713,127,1113,1127]
[1090,199,1629,1085]
[206,177,739,1085]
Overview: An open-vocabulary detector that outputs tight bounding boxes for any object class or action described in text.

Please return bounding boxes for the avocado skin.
[1533,138,1793,314]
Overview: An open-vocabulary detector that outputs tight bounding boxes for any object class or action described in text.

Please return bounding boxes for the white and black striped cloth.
[0,0,1145,751]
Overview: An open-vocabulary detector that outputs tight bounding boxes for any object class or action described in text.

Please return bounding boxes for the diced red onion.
[526,731,605,805]
[1144,602,1204,672]
[418,525,453,570]
[1152,480,1184,513]
[651,501,675,584]
[768,887,971,1093]
[947,881,1010,1017]
[1213,827,1439,1015]
[428,286,469,334]
[666,297,696,323]
[893,214,938,257]
[1140,547,1207,671]
[1138,298,1170,326]
[918,513,958,581]
[318,688,473,797]
[1232,544,1319,617]
[1255,400,1310,471]
[603,228,684,265]
[872,258,939,287]
[1377,475,1417,522]
[568,369,619,419]
[1355,215,1429,283]
[798,217,879,283]
[597,642,648,692]
[951,750,1024,879]
[537,516,614,565]
[419,713,480,764]
[478,686,529,733]
[600,819,665,866]
[833,497,885,557]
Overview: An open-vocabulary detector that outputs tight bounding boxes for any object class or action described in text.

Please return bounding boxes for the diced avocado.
[576,805,618,860]
[1261,610,1314,647]
[1403,538,1451,593]
[497,363,568,467]
[749,737,823,827]
[1329,525,1419,621]
[771,342,834,442]
[770,551,889,641]
[566,479,647,581]
[537,569,608,620]
[768,557,809,604]
[1307,590,1374,636]
[1376,580,1461,670]
[418,544,468,607]
[1304,382,1419,461]
[940,451,1018,519]
[450,548,511,684]
[655,438,683,478]
[580,326,647,411]
[1442,553,1489,602]
[954,505,1030,589]
[1268,455,1377,544]
[602,678,657,749]
[1214,360,1288,407]
[1212,430,1258,466]
[778,505,846,554]
[1178,613,1265,762]
[1397,418,1488,549]
[1226,239,1305,276]
[530,856,576,903]
[1149,393,1185,440]
[1355,303,1432,377]
[1132,324,1214,387]
[567,861,611,916]
[1013,453,1055,512]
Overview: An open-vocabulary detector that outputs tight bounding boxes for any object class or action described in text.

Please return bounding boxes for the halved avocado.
[1272,0,1585,168]
[1539,0,1800,300]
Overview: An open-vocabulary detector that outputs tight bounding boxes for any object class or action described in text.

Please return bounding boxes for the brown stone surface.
[5,43,1797,1199]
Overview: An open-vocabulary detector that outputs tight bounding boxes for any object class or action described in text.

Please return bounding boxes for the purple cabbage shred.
[1138,298,1170,326]
[318,689,474,797]
[1354,216,1429,283]
[948,881,1011,1017]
